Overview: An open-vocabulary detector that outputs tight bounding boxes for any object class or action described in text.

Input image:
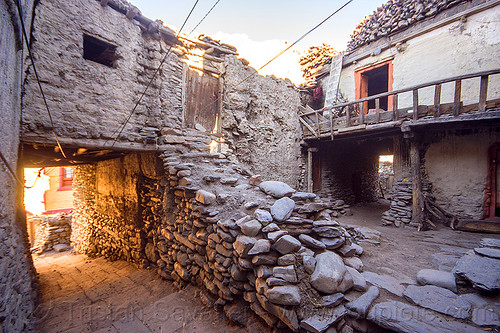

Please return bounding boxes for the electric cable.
[14,0,68,159]
[188,0,221,36]
[178,0,356,129]
[109,0,200,147]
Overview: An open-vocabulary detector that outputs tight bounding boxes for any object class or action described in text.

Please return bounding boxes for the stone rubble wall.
[71,131,373,332]
[22,0,185,145]
[221,55,305,189]
[0,0,39,331]
[29,213,72,254]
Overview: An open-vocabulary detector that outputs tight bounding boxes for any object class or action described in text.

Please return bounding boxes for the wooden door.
[184,69,220,132]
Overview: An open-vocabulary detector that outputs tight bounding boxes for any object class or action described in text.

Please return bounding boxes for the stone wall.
[0,0,38,331]
[71,133,371,332]
[22,0,185,146]
[313,139,392,205]
[29,213,72,254]
[221,55,305,189]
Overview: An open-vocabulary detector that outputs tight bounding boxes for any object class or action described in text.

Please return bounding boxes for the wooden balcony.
[299,69,500,140]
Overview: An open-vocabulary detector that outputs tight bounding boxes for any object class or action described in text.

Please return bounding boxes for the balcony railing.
[299,68,500,139]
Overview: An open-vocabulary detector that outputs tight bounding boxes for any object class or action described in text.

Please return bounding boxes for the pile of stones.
[137,145,376,332]
[381,178,412,227]
[29,213,72,254]
[347,0,467,51]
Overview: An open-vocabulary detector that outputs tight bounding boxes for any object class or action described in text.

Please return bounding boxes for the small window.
[59,167,73,190]
[83,34,117,67]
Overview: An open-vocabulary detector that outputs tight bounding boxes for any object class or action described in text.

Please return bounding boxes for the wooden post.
[393,94,399,121]
[359,102,364,124]
[479,75,488,113]
[453,79,462,116]
[375,98,381,123]
[413,89,419,120]
[410,137,424,227]
[433,84,441,117]
[307,148,314,193]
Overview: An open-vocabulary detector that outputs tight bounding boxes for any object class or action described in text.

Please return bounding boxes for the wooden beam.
[413,89,419,120]
[434,84,441,117]
[479,75,489,113]
[410,139,424,227]
[307,148,314,192]
[453,80,462,116]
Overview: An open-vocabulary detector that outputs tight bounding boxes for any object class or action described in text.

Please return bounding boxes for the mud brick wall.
[221,55,305,189]
[22,0,184,145]
[29,213,72,254]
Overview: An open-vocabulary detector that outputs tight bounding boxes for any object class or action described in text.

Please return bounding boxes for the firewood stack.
[347,0,467,51]
[299,44,338,88]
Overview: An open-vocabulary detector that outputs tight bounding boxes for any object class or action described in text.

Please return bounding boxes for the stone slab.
[367,301,483,333]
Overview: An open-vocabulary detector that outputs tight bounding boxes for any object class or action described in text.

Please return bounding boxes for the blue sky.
[130,0,386,82]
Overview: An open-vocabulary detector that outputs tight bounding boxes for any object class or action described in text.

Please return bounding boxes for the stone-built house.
[300,0,500,231]
[1,0,499,331]
[3,0,306,330]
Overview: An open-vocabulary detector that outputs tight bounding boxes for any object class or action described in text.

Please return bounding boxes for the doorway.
[486,143,500,219]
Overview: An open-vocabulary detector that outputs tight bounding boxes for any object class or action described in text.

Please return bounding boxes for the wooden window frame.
[354,59,394,113]
[58,167,73,191]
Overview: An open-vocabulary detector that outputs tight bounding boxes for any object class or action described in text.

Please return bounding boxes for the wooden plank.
[433,84,441,117]
[479,75,488,112]
[413,89,419,120]
[453,79,462,116]
[375,98,381,123]
[299,117,318,137]
[455,219,500,234]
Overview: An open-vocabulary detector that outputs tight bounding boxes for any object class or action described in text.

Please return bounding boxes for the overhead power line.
[237,0,354,86]
[188,0,221,36]
[14,0,68,159]
[183,0,355,124]
[109,0,201,147]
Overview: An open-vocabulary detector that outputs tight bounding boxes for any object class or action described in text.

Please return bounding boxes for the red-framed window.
[354,59,394,112]
[59,167,73,190]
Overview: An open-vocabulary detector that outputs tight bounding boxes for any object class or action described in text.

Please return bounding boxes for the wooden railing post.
[359,102,364,124]
[433,84,441,117]
[375,98,381,123]
[345,106,351,127]
[453,79,462,116]
[393,94,399,120]
[315,111,320,136]
[479,75,489,113]
[413,89,419,120]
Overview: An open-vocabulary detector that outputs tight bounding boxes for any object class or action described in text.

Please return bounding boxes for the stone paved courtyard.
[33,252,256,333]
